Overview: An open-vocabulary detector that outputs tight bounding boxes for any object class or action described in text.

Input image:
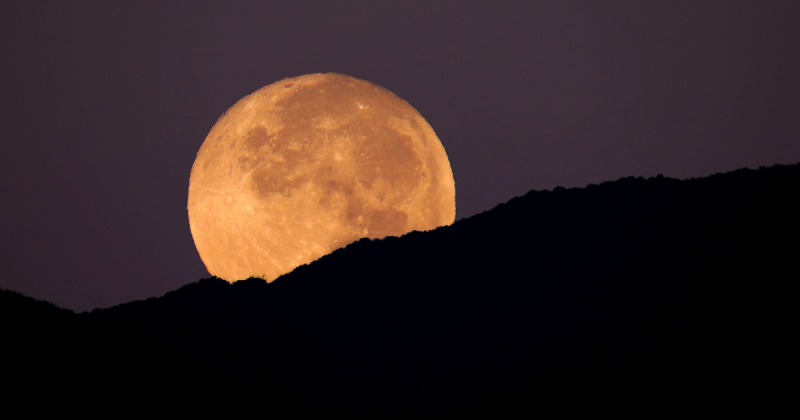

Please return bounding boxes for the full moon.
[188,73,455,282]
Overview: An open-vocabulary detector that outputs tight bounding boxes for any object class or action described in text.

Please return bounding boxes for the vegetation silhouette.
[2,163,798,415]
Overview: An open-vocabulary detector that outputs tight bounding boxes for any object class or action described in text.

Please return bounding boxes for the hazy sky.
[2,1,799,311]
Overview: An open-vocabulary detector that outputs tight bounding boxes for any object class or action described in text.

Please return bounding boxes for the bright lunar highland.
[188,73,456,282]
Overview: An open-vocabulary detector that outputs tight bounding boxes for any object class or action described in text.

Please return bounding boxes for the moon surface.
[188,73,456,282]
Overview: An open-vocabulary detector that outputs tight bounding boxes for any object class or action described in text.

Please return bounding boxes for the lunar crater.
[189,73,455,282]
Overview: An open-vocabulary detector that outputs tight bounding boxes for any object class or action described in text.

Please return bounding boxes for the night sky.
[2,1,799,312]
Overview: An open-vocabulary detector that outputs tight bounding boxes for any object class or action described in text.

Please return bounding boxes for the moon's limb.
[188,73,455,282]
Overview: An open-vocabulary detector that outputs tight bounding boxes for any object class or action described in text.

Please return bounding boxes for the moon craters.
[188,73,455,282]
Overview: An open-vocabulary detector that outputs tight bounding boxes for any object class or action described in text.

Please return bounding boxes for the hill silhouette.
[3,164,798,415]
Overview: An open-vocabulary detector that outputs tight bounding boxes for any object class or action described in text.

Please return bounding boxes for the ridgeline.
[3,164,797,415]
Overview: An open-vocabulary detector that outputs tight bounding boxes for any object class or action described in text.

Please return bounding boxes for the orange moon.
[188,73,455,282]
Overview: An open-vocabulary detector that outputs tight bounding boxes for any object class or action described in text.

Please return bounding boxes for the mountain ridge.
[2,163,797,414]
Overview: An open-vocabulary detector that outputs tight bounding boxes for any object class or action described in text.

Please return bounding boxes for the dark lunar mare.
[3,163,798,415]
[250,74,428,238]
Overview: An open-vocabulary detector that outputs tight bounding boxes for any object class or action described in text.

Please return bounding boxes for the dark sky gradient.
[2,1,799,311]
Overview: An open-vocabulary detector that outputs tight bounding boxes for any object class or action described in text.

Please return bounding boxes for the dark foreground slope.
[3,164,798,414]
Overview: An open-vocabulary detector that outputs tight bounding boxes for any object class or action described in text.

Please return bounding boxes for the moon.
[188,73,456,282]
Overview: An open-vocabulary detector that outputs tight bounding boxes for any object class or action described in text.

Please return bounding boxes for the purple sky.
[2,1,799,311]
